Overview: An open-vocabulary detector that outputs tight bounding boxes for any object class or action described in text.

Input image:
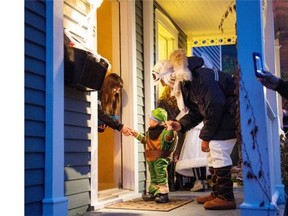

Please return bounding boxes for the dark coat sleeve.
[197,77,226,141]
[275,79,288,99]
[178,102,203,132]
[178,73,226,141]
[98,101,123,131]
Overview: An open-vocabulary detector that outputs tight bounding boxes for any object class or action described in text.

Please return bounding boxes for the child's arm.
[131,130,146,144]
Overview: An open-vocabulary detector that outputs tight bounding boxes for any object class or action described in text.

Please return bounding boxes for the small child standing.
[131,108,178,203]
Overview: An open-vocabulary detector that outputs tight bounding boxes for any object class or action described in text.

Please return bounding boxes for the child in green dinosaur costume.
[132,107,178,203]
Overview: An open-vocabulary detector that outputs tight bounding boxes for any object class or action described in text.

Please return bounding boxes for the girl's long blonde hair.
[99,73,123,115]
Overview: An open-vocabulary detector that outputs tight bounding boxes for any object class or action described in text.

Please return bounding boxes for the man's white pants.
[206,138,237,168]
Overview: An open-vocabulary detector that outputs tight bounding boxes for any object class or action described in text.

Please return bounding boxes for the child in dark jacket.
[131,107,178,203]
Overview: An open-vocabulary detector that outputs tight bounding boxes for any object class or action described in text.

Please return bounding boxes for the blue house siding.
[193,46,221,70]
[135,0,147,194]
[25,1,46,215]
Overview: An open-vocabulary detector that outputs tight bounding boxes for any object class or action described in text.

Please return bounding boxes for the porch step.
[98,188,132,201]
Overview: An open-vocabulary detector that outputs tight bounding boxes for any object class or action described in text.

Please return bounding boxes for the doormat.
[105,198,193,212]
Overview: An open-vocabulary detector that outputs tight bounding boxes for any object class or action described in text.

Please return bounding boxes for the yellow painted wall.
[97,0,114,190]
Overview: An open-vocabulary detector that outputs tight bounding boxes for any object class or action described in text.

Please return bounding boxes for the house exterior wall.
[193,46,222,70]
[25,0,67,215]
[63,1,93,215]
[135,0,147,193]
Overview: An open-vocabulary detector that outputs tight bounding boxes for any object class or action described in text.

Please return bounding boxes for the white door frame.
[91,0,141,209]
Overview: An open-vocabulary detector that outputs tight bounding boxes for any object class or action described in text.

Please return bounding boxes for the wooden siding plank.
[25,4,46,31]
[65,111,91,126]
[193,46,221,70]
[25,56,45,76]
[25,137,45,152]
[138,152,145,161]
[65,178,90,196]
[137,105,144,115]
[65,0,89,16]
[137,79,144,89]
[64,166,90,181]
[25,120,45,137]
[136,24,143,36]
[25,202,42,216]
[25,169,44,186]
[138,143,145,152]
[65,152,91,166]
[25,153,45,169]
[136,68,144,79]
[25,72,45,91]
[65,139,90,152]
[25,88,45,106]
[25,104,45,121]
[138,162,146,172]
[25,40,46,61]
[137,114,145,125]
[136,94,144,106]
[64,98,91,114]
[138,172,146,182]
[25,1,46,17]
[64,125,91,140]
[65,87,91,100]
[25,25,46,46]
[136,58,144,71]
[25,185,44,203]
[138,181,146,192]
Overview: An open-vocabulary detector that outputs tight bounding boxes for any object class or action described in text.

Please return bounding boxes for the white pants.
[206,138,237,168]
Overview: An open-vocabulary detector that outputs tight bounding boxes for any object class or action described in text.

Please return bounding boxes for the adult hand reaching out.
[166,120,182,131]
[257,71,280,90]
[121,125,132,136]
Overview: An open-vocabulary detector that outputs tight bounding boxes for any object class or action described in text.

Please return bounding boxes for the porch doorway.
[96,0,124,202]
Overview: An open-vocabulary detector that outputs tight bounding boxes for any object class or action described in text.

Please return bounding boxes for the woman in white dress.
[175,122,209,191]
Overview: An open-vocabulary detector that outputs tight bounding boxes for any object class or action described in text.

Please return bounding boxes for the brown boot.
[203,197,236,210]
[196,193,216,204]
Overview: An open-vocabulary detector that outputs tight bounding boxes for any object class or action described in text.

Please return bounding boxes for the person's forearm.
[275,79,288,99]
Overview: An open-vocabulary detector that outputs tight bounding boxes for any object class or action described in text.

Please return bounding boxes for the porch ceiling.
[156,0,288,74]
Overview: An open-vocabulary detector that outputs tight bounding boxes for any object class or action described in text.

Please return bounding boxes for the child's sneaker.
[142,193,155,201]
[155,193,169,203]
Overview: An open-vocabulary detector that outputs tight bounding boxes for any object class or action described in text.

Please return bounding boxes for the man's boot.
[204,166,236,210]
[197,167,217,204]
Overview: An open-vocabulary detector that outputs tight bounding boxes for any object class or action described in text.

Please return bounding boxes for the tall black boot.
[215,165,235,201]
[196,167,217,204]
[204,166,236,210]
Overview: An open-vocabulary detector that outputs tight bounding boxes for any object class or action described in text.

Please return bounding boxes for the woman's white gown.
[175,122,209,177]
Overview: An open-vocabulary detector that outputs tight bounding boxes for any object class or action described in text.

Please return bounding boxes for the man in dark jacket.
[166,49,237,210]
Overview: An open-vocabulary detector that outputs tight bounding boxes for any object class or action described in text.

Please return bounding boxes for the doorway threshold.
[92,188,141,210]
